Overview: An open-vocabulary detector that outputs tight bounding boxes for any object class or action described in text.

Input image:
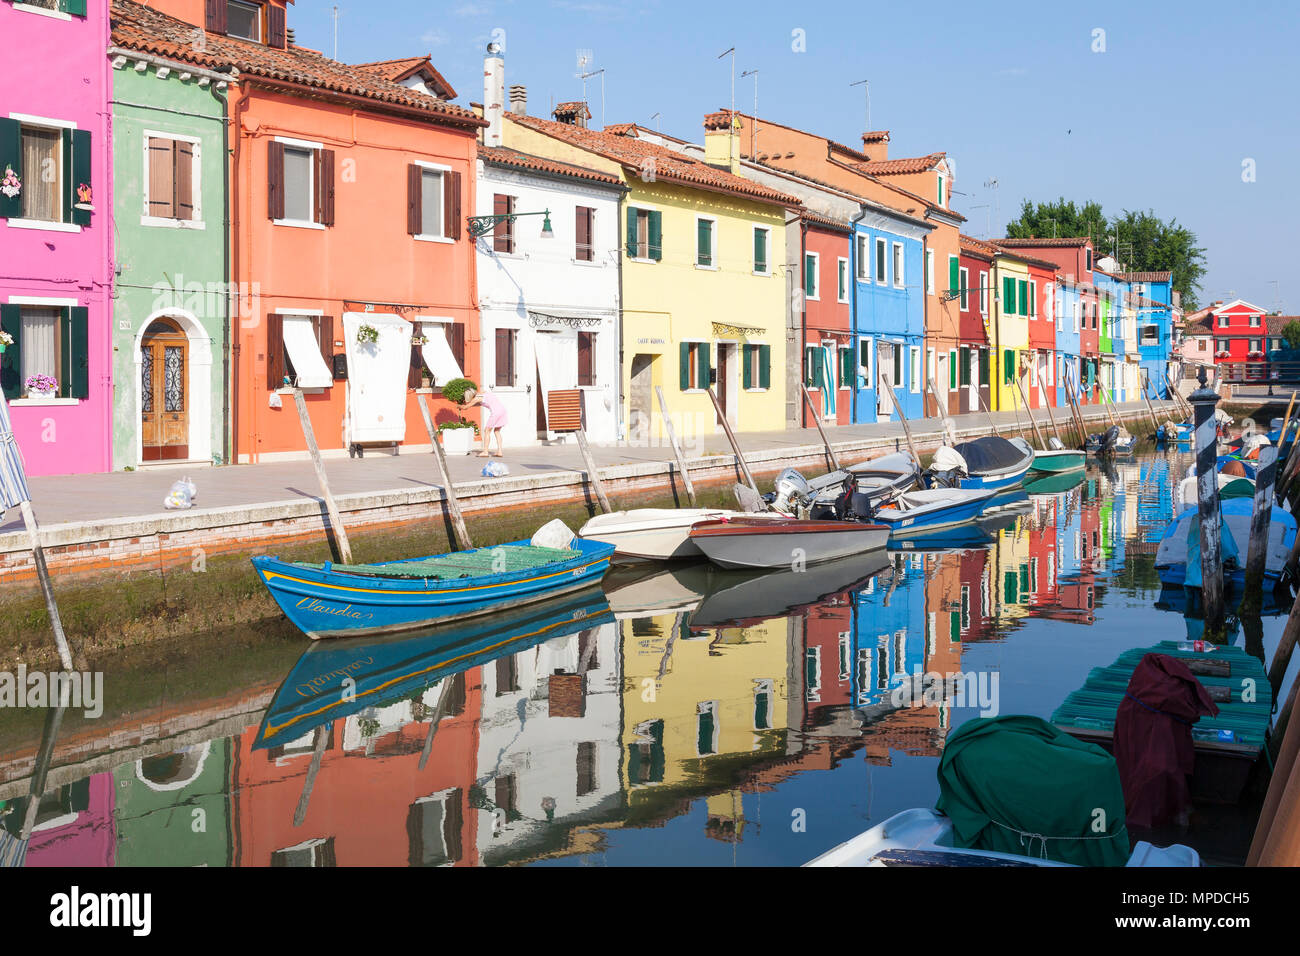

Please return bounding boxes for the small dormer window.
[227,1,261,42]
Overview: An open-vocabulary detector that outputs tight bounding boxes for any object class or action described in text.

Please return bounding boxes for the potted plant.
[441,377,477,405]
[437,418,479,456]
[0,329,12,354]
[0,166,20,200]
[356,322,379,345]
[24,374,57,398]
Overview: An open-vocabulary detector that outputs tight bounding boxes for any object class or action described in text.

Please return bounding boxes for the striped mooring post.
[1190,366,1226,638]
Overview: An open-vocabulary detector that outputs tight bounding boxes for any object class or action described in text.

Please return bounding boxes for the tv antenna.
[741,69,758,156]
[579,67,606,129]
[718,47,736,139]
[332,5,340,60]
[983,178,999,237]
[850,79,870,134]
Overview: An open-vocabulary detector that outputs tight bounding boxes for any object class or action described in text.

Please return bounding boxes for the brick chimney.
[861,130,890,162]
[483,41,504,147]
[703,110,740,171]
[509,84,527,116]
[552,101,591,128]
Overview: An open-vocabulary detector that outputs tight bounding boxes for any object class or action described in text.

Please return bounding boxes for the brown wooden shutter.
[315,149,335,226]
[492,194,510,253]
[175,140,194,221]
[443,170,460,239]
[205,0,226,33]
[148,138,175,219]
[406,164,421,235]
[266,313,285,390]
[316,315,334,366]
[408,322,424,389]
[447,321,465,371]
[577,331,594,386]
[575,207,591,261]
[267,4,286,48]
[267,140,285,220]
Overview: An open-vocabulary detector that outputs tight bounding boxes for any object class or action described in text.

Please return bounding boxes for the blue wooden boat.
[252,536,614,640]
[929,436,1034,490]
[1153,498,1296,588]
[253,586,614,750]
[872,487,999,537]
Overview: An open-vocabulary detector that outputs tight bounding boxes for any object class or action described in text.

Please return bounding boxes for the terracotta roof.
[855,152,946,175]
[1114,271,1172,282]
[861,130,890,144]
[801,210,851,233]
[703,110,740,131]
[553,101,592,121]
[110,0,483,128]
[959,234,998,259]
[478,145,623,187]
[354,55,457,100]
[508,112,801,208]
[996,236,1092,248]
[990,242,1064,271]
[1268,316,1299,335]
[742,158,933,229]
[603,122,636,135]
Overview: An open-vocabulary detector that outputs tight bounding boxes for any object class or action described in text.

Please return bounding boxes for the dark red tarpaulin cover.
[1113,653,1219,828]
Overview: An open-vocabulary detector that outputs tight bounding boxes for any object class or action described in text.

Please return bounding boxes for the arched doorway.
[140,318,190,461]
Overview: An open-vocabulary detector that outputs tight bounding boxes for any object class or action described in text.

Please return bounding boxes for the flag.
[0,391,30,510]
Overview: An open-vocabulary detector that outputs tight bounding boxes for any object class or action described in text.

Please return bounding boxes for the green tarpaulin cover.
[935,714,1130,867]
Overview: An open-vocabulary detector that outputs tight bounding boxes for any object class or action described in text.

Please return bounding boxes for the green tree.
[1282,320,1300,350]
[1004,200,1207,308]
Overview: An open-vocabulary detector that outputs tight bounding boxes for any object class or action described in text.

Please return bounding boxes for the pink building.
[0,0,113,476]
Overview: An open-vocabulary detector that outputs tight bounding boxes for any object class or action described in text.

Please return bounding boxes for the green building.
[110,48,230,468]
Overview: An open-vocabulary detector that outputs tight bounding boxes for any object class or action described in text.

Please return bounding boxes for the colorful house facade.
[800,213,854,426]
[956,235,996,413]
[0,0,113,476]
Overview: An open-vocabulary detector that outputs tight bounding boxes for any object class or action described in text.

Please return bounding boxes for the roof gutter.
[240,74,489,130]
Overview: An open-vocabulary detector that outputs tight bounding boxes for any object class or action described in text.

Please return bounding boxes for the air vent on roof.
[286,27,295,47]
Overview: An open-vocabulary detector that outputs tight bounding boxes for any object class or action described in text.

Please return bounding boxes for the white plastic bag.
[163,480,192,510]
[481,461,509,478]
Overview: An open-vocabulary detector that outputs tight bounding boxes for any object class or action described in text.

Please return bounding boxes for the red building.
[1025,259,1060,408]
[956,236,996,413]
[801,213,853,427]
[1206,299,1293,380]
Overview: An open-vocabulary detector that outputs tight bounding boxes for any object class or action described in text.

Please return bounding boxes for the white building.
[474,144,625,446]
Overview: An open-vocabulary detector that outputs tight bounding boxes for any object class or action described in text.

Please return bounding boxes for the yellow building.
[991,255,1030,412]
[500,108,797,444]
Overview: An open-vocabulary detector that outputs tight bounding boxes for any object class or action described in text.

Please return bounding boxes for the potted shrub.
[0,329,11,355]
[438,418,479,455]
[441,377,477,405]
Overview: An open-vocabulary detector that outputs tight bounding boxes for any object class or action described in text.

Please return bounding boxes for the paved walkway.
[2,400,1174,532]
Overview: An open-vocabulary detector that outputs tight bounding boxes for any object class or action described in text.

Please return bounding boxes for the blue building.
[1120,271,1175,398]
[850,202,931,423]
[1092,270,1128,402]
[1055,278,1083,408]
[851,554,928,709]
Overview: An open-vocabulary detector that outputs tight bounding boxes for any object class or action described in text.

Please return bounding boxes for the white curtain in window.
[819,345,835,418]
[21,128,60,222]
[21,309,58,387]
[281,316,333,388]
[419,322,462,385]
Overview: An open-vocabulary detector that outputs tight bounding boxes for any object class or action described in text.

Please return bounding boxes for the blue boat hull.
[876,492,997,536]
[957,463,1030,491]
[252,537,614,639]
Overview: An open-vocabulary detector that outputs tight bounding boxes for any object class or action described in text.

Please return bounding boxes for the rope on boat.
[986,818,1128,859]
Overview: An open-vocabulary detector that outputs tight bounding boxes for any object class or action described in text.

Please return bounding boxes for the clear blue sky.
[292,0,1299,312]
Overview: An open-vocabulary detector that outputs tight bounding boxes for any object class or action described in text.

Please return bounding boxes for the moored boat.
[577,507,786,562]
[927,436,1034,490]
[1154,498,1296,588]
[252,529,614,640]
[870,487,998,537]
[1030,447,1086,473]
[688,516,889,570]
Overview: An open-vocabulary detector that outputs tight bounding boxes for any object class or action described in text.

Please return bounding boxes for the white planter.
[439,427,477,456]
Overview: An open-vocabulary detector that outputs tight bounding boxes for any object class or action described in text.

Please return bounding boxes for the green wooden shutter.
[811,349,825,389]
[697,342,711,389]
[60,0,88,14]
[948,256,959,297]
[841,347,852,386]
[1004,349,1015,384]
[0,304,22,399]
[753,228,765,272]
[69,129,92,227]
[759,344,771,388]
[697,219,711,266]
[949,350,957,388]
[742,346,752,389]
[0,119,21,220]
[804,255,815,296]
[1018,280,1028,316]
[679,341,691,389]
[62,307,89,399]
[625,208,638,258]
[648,211,662,261]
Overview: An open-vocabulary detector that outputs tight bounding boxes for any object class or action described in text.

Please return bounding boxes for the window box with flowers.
[24,374,58,398]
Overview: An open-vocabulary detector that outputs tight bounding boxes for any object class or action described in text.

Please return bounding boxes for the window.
[0,304,89,400]
[0,119,93,228]
[1085,249,1093,271]
[1029,280,1037,317]
[1218,315,1229,328]
[979,347,989,386]
[410,166,446,239]
[892,345,903,391]
[937,173,945,207]
[577,331,595,386]
[679,341,710,390]
[1002,276,1016,315]
[926,250,934,296]
[837,258,849,302]
[492,193,515,253]
[958,267,970,311]
[742,343,770,390]
[856,234,869,279]
[625,206,661,261]
[575,205,595,261]
[1250,338,1262,353]
[859,337,873,379]
[1073,300,1080,332]
[145,136,198,223]
[1003,348,1016,385]
[1018,279,1029,316]
[696,701,718,756]
[13,0,89,16]
[892,243,904,288]
[959,345,971,386]
[1250,315,1261,327]
[207,0,285,47]
[20,126,61,222]
[875,237,887,285]
[495,328,516,386]
[909,346,920,393]
[1198,340,1207,352]
[576,742,597,796]
[265,313,333,390]
[272,837,337,868]
[408,319,465,388]
[804,252,819,300]
[268,140,334,226]
[695,216,715,268]
[838,346,853,388]
[979,270,988,316]
[753,226,769,274]
[226,0,261,40]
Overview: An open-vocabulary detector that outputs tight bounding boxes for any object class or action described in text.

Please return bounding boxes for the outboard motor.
[1101,424,1120,451]
[926,445,968,490]
[771,468,811,514]
[1048,436,1065,451]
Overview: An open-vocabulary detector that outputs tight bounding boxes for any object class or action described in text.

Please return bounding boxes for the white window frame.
[1250,314,1261,327]
[752,225,771,275]
[12,2,73,21]
[695,214,718,271]
[958,267,969,311]
[926,250,934,296]
[979,270,988,316]
[859,336,873,380]
[1218,315,1229,328]
[273,136,324,231]
[909,346,921,393]
[892,242,904,289]
[414,160,452,243]
[875,237,887,286]
[804,250,820,301]
[856,234,869,280]
[226,0,263,43]
[6,113,78,234]
[837,257,849,303]
[140,129,205,230]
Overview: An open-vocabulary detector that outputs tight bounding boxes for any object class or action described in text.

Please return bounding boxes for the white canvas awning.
[420,329,463,386]
[282,316,334,389]
[343,312,412,444]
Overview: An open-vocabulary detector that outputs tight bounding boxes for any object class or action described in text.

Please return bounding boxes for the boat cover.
[1113,654,1219,829]
[950,436,1030,475]
[935,714,1130,867]
[1156,498,1293,576]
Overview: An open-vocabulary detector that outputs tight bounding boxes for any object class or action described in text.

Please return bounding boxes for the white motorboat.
[577,508,786,562]
[688,516,889,570]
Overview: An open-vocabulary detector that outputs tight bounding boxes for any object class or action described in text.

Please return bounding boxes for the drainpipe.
[799,215,808,428]
[850,205,868,425]
[230,77,250,464]
[210,78,231,466]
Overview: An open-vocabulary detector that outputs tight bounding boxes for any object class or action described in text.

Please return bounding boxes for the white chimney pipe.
[484,42,504,147]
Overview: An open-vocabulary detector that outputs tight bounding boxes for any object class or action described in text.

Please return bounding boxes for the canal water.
[2,447,1294,867]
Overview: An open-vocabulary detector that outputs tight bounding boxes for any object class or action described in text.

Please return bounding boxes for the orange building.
[119,1,485,463]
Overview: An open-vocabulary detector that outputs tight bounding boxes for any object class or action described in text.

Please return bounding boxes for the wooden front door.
[141,320,189,461]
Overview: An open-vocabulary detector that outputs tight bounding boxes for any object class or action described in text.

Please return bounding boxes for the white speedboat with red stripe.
[688,516,889,570]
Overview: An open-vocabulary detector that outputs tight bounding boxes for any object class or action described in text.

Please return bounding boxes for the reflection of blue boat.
[254,586,614,750]
[1024,470,1087,496]
[252,537,614,639]
[1154,581,1285,616]
[888,523,994,552]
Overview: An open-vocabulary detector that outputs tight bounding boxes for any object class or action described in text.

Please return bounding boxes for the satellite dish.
[486,41,502,55]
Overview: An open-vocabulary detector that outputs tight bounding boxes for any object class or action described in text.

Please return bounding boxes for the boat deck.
[298,545,581,580]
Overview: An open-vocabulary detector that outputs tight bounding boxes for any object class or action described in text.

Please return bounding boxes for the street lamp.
[465,208,554,239]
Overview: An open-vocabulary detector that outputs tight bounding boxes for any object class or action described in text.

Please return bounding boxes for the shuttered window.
[407,165,460,239]
[0,305,89,400]
[839,347,853,388]
[696,218,714,267]
[492,194,515,253]
[265,313,333,390]
[959,346,971,386]
[875,238,887,285]
[804,253,819,299]
[1018,279,1029,316]
[225,0,260,41]
[0,121,92,226]
[678,342,710,390]
[146,137,196,222]
[958,267,969,311]
[753,227,769,273]
[269,141,333,226]
[575,206,595,261]
[495,328,516,386]
[1003,276,1016,314]
[948,255,960,299]
[577,331,595,386]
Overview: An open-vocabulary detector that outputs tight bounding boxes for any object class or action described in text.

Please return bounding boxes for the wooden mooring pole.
[573,403,613,514]
[1247,668,1300,865]
[707,386,759,494]
[655,385,698,507]
[880,374,921,466]
[1240,445,1278,616]
[415,393,472,551]
[294,388,352,565]
[1189,368,1226,638]
[801,384,842,472]
[1014,374,1048,449]
[1140,379,1162,435]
